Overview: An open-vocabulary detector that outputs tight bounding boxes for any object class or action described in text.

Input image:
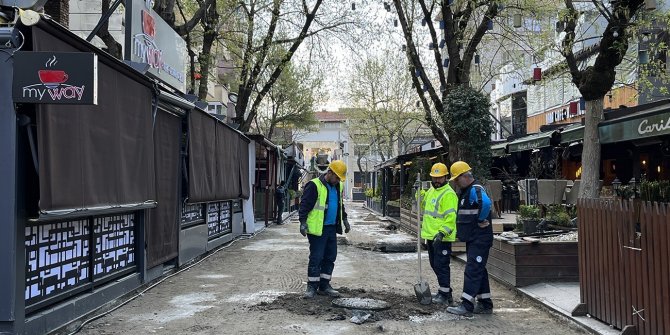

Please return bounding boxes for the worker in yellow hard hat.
[417,162,458,305]
[299,160,350,299]
[447,161,494,317]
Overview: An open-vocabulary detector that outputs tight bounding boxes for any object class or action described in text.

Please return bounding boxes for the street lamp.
[629,177,639,198]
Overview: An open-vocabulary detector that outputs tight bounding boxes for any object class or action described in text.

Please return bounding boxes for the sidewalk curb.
[452,254,617,335]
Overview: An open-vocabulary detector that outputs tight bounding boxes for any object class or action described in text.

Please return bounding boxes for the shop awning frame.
[559,124,585,145]
[599,103,670,144]
[508,131,557,152]
[491,142,508,157]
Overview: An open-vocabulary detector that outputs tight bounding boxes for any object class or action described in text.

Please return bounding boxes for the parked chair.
[518,180,526,205]
[565,180,602,205]
[565,180,580,205]
[485,180,503,218]
[537,179,568,205]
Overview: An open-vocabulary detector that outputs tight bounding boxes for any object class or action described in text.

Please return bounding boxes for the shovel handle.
[416,172,422,283]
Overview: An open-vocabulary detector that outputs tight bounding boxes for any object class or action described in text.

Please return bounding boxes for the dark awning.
[599,103,670,144]
[559,124,585,145]
[491,142,508,157]
[508,131,557,152]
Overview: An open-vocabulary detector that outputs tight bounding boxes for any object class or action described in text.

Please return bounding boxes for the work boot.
[317,284,341,297]
[447,304,473,317]
[473,301,493,314]
[304,285,317,299]
[431,293,454,306]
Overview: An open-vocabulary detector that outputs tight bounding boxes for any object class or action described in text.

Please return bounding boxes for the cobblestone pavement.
[69,202,589,335]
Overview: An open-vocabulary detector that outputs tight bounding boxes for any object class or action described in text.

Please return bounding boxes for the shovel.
[413,174,431,305]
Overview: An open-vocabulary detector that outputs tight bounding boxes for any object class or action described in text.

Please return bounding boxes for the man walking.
[275,181,287,225]
[417,163,458,305]
[446,161,494,317]
[299,160,351,299]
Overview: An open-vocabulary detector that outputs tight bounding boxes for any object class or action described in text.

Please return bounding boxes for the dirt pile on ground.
[252,287,453,322]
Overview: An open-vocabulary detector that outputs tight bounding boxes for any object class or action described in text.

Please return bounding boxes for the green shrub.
[545,205,571,226]
[640,180,670,202]
[386,200,401,207]
[518,205,541,219]
[365,188,375,197]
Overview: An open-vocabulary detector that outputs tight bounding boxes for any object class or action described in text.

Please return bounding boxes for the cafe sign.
[125,0,187,93]
[508,133,552,153]
[12,52,98,105]
[599,109,670,144]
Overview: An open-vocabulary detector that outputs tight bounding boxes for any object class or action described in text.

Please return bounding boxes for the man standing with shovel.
[417,163,458,305]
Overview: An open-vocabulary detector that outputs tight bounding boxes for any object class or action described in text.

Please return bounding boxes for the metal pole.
[0,46,24,334]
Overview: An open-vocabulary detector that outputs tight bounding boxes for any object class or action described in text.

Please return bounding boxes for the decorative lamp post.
[629,177,638,198]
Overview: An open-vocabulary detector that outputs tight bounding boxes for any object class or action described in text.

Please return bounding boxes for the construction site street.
[67,202,590,335]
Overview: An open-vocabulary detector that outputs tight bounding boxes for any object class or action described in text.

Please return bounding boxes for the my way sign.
[12,51,98,105]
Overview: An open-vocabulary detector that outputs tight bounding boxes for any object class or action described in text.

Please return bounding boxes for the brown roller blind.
[34,26,155,212]
[187,110,217,203]
[147,110,181,268]
[215,122,240,200]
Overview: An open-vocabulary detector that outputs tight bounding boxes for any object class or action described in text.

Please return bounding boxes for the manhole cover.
[332,298,390,310]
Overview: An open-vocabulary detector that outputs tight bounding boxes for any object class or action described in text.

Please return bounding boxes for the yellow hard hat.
[328,160,347,180]
[449,161,472,180]
[429,163,449,177]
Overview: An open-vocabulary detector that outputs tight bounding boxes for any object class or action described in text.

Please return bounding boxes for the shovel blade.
[414,280,431,305]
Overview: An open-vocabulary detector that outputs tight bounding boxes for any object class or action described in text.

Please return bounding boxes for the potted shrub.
[517,204,541,234]
[545,204,574,229]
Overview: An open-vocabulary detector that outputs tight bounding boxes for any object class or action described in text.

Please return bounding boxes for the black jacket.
[299,175,348,234]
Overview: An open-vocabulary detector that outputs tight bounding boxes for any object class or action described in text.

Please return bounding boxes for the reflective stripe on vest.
[425,189,453,218]
[422,185,457,241]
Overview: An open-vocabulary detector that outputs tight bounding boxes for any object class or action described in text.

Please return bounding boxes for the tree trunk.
[44,0,69,27]
[578,98,604,199]
[154,0,176,27]
[197,6,218,100]
[197,36,214,100]
[96,0,122,59]
[448,136,460,163]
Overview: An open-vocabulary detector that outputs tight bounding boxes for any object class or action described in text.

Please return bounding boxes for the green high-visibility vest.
[306,177,343,236]
[420,184,458,241]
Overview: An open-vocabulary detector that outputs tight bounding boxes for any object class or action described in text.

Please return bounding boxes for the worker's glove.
[432,232,445,253]
[299,220,308,237]
[343,219,351,233]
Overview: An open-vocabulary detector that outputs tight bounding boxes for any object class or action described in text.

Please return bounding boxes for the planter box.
[386,204,400,218]
[367,199,382,214]
[399,208,467,253]
[488,239,578,287]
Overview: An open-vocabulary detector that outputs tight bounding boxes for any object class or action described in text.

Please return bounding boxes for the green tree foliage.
[253,61,320,143]
[390,0,556,162]
[443,86,493,179]
[345,53,426,164]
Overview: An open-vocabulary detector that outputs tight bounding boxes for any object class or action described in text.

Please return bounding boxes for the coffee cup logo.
[39,55,69,88]
[38,70,68,88]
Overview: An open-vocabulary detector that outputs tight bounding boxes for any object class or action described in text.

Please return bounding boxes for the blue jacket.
[456,182,493,242]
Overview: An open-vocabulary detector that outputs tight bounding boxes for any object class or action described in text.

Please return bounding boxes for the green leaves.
[442,86,493,179]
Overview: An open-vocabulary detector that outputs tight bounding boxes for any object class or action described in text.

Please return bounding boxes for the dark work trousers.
[427,240,452,296]
[307,225,337,289]
[275,199,284,223]
[462,236,493,311]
